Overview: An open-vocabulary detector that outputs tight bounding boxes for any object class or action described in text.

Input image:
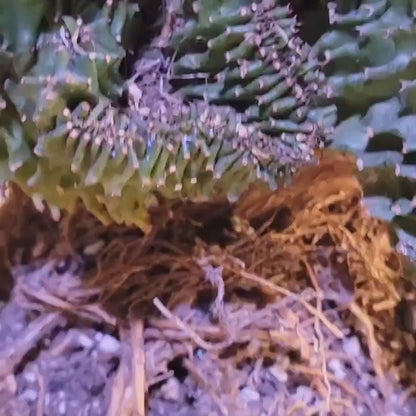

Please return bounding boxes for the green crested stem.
[1,70,320,231]
[312,0,416,112]
[168,0,336,139]
[328,81,416,252]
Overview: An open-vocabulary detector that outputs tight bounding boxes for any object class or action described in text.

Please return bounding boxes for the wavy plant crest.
[168,0,337,139]
[310,0,416,261]
[0,0,330,232]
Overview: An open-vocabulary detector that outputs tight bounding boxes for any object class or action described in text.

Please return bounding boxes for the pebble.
[77,333,94,349]
[240,387,260,402]
[295,386,314,404]
[24,372,37,384]
[22,389,38,402]
[358,376,370,389]
[370,388,379,399]
[342,336,361,358]
[97,334,120,354]
[328,358,346,380]
[58,400,67,414]
[160,378,180,402]
[269,366,288,383]
[139,107,151,117]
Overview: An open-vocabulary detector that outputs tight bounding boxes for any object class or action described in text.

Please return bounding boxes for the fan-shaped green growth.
[168,0,337,138]
[34,15,127,99]
[330,81,416,192]
[0,0,141,80]
[329,80,416,250]
[1,73,319,231]
[311,0,416,113]
[317,1,416,263]
[0,0,326,232]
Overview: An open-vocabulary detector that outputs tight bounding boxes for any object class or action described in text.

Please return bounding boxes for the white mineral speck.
[328,358,346,380]
[22,389,38,402]
[240,387,260,402]
[59,401,66,414]
[342,336,361,358]
[295,386,314,404]
[24,372,37,383]
[370,388,379,399]
[97,334,120,353]
[269,366,288,383]
[78,333,94,349]
[160,377,180,402]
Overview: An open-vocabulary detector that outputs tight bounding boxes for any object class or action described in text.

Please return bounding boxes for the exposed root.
[130,319,147,416]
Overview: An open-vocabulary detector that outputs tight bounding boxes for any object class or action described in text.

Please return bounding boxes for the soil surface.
[0,154,415,416]
[0,259,415,416]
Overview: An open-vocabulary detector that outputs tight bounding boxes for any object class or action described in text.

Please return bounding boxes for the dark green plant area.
[1,0,416,260]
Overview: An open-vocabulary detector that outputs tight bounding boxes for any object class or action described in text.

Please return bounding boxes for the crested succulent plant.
[329,76,416,260]
[3,0,414,241]
[311,0,416,114]
[22,14,126,99]
[0,0,142,81]
[0,0,150,227]
[1,78,314,231]
[304,0,416,264]
[330,81,416,176]
[0,0,327,232]
[168,0,337,138]
[0,0,138,175]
